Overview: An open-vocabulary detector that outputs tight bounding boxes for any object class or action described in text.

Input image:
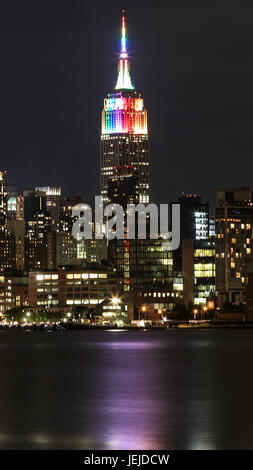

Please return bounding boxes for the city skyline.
[1,9,253,310]
[1,2,253,456]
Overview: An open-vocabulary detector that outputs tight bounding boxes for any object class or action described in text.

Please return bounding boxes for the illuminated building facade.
[179,194,209,239]
[7,220,25,271]
[113,236,177,319]
[7,184,18,221]
[173,194,209,273]
[216,188,253,306]
[0,230,16,274]
[99,297,131,327]
[59,196,81,232]
[13,277,29,309]
[116,237,173,291]
[194,213,216,305]
[55,232,107,267]
[24,189,52,233]
[100,14,149,205]
[56,232,78,266]
[195,208,209,240]
[0,275,29,314]
[0,171,7,232]
[24,189,52,271]
[36,186,61,231]
[0,275,14,313]
[100,14,175,317]
[107,166,137,210]
[0,171,16,273]
[194,239,216,305]
[171,194,216,307]
[29,268,117,308]
[16,196,24,221]
[209,216,215,237]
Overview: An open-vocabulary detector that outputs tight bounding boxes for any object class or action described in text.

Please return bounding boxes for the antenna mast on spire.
[115,10,134,90]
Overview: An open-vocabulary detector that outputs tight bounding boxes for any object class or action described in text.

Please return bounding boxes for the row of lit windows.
[66,299,104,305]
[143,292,181,298]
[66,273,107,280]
[36,274,58,281]
[195,249,215,257]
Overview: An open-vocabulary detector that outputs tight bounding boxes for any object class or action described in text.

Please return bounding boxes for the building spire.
[115,11,134,90]
[120,11,127,56]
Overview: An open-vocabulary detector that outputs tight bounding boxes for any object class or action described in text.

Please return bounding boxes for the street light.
[112,296,120,306]
[139,305,147,324]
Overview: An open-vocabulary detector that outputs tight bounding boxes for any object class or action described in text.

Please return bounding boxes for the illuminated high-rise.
[0,171,16,273]
[216,188,253,306]
[0,171,7,232]
[36,186,61,231]
[99,14,175,318]
[23,189,51,271]
[100,13,149,205]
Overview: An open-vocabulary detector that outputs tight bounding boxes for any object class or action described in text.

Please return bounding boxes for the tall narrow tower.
[0,171,7,232]
[100,13,149,205]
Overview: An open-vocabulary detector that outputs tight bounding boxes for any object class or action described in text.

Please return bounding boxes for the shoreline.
[1,323,253,332]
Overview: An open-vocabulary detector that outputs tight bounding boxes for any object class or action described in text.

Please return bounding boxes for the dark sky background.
[1,0,253,213]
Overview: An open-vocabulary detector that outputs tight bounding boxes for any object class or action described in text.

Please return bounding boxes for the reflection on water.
[0,329,253,449]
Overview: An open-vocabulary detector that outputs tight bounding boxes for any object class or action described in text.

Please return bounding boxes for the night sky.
[1,0,253,212]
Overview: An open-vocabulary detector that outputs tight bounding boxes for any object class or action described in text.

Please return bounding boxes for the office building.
[29,268,117,309]
[36,186,61,231]
[216,188,253,306]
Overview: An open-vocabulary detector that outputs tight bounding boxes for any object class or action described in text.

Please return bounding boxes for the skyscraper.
[172,194,215,307]
[36,186,61,231]
[0,171,16,273]
[99,14,175,321]
[0,171,7,232]
[100,13,149,205]
[23,189,52,271]
[216,188,253,306]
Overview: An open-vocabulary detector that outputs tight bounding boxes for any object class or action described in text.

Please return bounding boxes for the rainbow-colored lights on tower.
[101,13,147,135]
[115,14,134,90]
[102,93,147,134]
[100,12,149,205]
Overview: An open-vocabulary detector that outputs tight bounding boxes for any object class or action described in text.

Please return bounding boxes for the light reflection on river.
[0,329,252,449]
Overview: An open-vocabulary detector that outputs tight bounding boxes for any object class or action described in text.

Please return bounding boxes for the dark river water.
[0,329,253,450]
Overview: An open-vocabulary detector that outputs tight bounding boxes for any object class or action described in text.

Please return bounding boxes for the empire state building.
[100,13,150,206]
